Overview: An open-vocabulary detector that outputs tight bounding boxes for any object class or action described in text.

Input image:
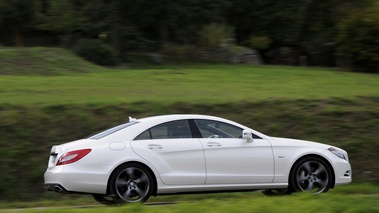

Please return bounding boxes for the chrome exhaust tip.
[54,185,63,192]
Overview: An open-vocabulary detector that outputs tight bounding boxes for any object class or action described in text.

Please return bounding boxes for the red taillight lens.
[56,149,91,166]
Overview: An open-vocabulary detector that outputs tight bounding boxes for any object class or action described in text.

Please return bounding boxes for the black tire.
[262,189,292,196]
[109,163,154,204]
[289,156,333,193]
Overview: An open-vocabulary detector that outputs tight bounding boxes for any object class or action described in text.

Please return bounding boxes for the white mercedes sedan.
[44,114,351,204]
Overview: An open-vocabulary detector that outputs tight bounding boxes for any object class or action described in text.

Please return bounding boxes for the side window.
[194,119,243,138]
[134,120,192,140]
[134,130,151,140]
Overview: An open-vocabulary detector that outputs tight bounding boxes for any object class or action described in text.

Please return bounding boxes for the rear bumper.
[44,164,109,194]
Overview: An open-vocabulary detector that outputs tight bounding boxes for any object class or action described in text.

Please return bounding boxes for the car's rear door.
[131,119,206,185]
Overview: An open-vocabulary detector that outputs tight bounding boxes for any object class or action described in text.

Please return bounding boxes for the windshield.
[88,121,139,139]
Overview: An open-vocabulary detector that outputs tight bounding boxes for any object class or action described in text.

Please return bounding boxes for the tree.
[79,0,114,38]
[110,0,230,47]
[35,0,86,46]
[227,0,376,66]
[228,0,302,45]
[0,0,36,46]
[336,2,379,73]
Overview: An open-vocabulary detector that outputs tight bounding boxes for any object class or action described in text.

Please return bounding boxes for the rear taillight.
[56,149,91,166]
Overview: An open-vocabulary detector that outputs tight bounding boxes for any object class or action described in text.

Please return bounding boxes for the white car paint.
[199,137,274,184]
[131,138,206,185]
[44,114,352,202]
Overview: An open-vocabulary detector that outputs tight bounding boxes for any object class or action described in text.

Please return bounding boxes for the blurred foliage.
[336,2,379,73]
[34,0,89,47]
[161,43,199,62]
[249,35,271,50]
[74,39,118,66]
[0,0,377,71]
[0,0,36,46]
[35,0,84,33]
[199,23,233,49]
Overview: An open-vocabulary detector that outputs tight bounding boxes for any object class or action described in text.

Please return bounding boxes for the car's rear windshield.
[88,121,139,139]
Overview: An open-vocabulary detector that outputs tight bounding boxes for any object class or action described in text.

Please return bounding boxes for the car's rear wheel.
[109,163,154,204]
[289,156,332,193]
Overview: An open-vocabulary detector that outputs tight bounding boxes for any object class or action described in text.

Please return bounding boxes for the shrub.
[249,36,271,50]
[161,43,199,61]
[74,39,118,66]
[200,23,234,49]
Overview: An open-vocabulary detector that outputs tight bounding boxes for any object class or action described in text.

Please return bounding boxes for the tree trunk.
[12,30,23,47]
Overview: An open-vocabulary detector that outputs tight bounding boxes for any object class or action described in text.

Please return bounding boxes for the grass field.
[0,47,379,205]
[0,48,378,106]
[1,65,378,106]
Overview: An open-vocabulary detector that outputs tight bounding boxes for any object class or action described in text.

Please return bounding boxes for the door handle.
[207,142,221,147]
[148,144,163,149]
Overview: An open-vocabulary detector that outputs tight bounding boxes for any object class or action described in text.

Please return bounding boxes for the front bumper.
[333,160,352,185]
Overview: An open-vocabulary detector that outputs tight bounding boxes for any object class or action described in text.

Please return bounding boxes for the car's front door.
[131,120,206,185]
[194,119,274,184]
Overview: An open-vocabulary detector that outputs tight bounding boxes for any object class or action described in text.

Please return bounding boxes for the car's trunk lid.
[46,139,94,169]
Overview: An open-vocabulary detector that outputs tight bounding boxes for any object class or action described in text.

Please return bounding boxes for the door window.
[134,120,192,140]
[194,119,243,138]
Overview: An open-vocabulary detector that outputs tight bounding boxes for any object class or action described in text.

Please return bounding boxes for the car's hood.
[269,137,331,149]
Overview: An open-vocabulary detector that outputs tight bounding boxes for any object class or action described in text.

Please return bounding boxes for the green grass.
[0,47,102,75]
[1,64,378,106]
[1,184,378,212]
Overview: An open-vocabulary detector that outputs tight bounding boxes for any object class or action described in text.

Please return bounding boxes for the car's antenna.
[129,116,137,122]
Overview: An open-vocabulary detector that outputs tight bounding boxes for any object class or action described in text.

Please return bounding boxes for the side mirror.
[242,130,253,142]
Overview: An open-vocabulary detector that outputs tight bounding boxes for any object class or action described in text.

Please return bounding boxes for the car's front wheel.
[289,156,333,193]
[109,163,154,204]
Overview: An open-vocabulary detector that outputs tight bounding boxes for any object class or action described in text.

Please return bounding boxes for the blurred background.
[0,0,378,204]
[0,0,378,72]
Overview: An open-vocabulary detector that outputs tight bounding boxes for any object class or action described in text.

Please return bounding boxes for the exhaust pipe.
[45,184,68,194]
[54,185,63,192]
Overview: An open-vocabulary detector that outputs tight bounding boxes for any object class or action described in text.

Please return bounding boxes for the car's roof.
[134,114,250,128]
[136,114,224,122]
[96,114,268,141]
[134,114,256,133]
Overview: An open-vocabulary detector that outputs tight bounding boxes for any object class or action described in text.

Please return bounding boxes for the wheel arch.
[289,154,335,189]
[106,161,158,196]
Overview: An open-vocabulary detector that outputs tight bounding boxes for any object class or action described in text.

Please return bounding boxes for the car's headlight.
[328,147,346,160]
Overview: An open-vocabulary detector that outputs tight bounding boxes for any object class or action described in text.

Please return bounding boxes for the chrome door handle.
[207,142,221,147]
[148,144,163,149]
